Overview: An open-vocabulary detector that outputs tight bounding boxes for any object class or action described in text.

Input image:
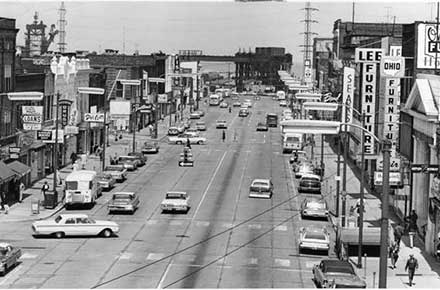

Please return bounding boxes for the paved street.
[0,97,334,288]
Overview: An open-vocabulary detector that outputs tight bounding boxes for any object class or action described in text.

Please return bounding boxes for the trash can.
[44,191,58,209]
[31,198,40,214]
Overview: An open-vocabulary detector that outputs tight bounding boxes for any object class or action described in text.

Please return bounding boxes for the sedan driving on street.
[108,192,140,214]
[0,243,21,276]
[298,174,321,194]
[298,227,330,254]
[249,178,273,199]
[313,259,366,288]
[216,120,227,129]
[161,191,190,213]
[220,102,229,108]
[142,142,160,154]
[239,108,249,117]
[196,121,207,131]
[189,112,201,119]
[301,198,329,219]
[103,165,127,182]
[32,214,120,238]
[279,100,288,107]
[168,133,206,145]
[233,101,241,107]
[256,122,268,131]
[96,173,116,190]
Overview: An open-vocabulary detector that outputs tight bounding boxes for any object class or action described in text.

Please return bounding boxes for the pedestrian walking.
[186,138,191,149]
[389,242,399,269]
[19,181,25,203]
[222,130,226,142]
[41,181,49,203]
[70,152,77,167]
[394,223,405,249]
[407,210,419,248]
[0,190,6,213]
[436,237,440,262]
[405,254,419,286]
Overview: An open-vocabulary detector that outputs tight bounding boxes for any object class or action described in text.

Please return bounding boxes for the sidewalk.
[315,134,440,288]
[0,110,185,223]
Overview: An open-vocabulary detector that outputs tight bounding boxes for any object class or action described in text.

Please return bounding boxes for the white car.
[216,120,227,129]
[32,214,119,238]
[168,133,206,145]
[279,100,288,107]
[103,165,127,182]
[243,99,252,107]
[196,121,206,131]
[298,227,330,253]
[249,178,273,199]
[161,191,190,213]
[189,112,201,119]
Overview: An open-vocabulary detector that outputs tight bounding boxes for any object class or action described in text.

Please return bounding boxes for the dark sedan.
[141,142,160,154]
[256,122,268,131]
[313,259,366,288]
[128,152,147,166]
[298,174,321,194]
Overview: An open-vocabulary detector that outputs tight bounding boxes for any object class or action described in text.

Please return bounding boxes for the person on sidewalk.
[186,138,191,149]
[70,152,77,166]
[41,181,49,204]
[389,242,399,269]
[222,130,226,142]
[18,181,25,203]
[407,210,419,248]
[405,254,419,286]
[394,223,405,249]
[0,190,7,214]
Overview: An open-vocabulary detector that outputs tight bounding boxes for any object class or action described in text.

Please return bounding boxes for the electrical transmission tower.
[58,1,67,53]
[300,2,318,83]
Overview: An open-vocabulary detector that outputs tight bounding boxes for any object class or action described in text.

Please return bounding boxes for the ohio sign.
[380,56,405,78]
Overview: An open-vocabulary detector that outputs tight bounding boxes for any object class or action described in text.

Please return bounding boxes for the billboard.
[21,106,43,130]
[314,39,333,53]
[109,100,130,120]
[417,23,440,69]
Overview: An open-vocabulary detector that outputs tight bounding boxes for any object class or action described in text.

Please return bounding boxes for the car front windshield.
[166,194,185,199]
[325,265,355,275]
[304,232,326,240]
[253,182,268,187]
[113,194,132,200]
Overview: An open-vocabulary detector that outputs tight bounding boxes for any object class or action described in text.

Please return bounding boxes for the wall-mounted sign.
[157,94,168,104]
[374,171,402,187]
[377,156,401,171]
[64,125,79,135]
[37,130,64,143]
[304,67,312,83]
[84,113,105,123]
[9,147,21,159]
[361,63,377,154]
[380,56,405,78]
[383,78,400,155]
[22,106,43,130]
[390,46,402,57]
[355,48,383,63]
[417,23,440,69]
[61,104,70,127]
[342,67,355,124]
[411,164,439,173]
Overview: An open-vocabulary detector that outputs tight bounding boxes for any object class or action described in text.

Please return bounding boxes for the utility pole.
[320,94,325,179]
[196,65,200,111]
[102,110,107,171]
[357,112,366,268]
[379,140,392,288]
[53,92,60,194]
[341,122,349,227]
[336,133,341,217]
[132,107,137,151]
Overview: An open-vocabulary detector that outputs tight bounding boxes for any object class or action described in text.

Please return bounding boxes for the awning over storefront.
[404,74,440,121]
[7,161,31,178]
[0,161,17,183]
[339,227,382,246]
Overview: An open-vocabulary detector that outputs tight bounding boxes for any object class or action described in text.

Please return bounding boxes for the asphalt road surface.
[0,96,334,288]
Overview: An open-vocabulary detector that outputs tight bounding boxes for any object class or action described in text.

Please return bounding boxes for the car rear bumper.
[298,187,321,193]
[299,243,329,251]
[249,192,271,199]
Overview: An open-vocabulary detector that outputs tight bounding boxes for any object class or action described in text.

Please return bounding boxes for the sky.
[0,0,437,74]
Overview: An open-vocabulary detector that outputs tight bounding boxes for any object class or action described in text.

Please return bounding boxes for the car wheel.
[177,141,183,145]
[101,229,113,238]
[54,232,65,239]
[197,141,203,145]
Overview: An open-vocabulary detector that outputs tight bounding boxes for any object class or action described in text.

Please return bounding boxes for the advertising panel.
[374,171,402,187]
[342,67,355,124]
[37,130,64,143]
[22,106,43,130]
[361,63,377,154]
[157,94,168,104]
[416,23,440,69]
[383,78,400,155]
[380,56,405,78]
[84,113,105,123]
[355,48,383,63]
[109,100,130,120]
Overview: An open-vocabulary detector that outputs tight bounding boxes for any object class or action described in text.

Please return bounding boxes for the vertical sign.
[361,63,377,154]
[60,104,69,127]
[383,78,400,155]
[342,67,355,124]
[142,70,149,98]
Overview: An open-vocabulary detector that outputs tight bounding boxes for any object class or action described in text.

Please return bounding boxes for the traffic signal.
[179,146,194,167]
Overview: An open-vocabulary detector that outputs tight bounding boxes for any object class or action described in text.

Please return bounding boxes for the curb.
[1,202,65,223]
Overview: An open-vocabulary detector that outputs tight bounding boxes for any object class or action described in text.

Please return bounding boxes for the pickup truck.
[103,165,127,182]
[161,191,190,213]
[168,133,206,145]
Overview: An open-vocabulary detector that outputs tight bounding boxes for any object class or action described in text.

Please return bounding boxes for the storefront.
[0,161,18,203]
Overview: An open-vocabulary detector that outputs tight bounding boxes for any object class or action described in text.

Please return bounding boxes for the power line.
[91,190,302,288]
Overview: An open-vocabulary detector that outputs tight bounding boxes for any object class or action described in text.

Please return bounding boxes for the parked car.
[239,108,249,117]
[168,133,206,145]
[298,174,321,194]
[108,192,140,214]
[279,100,288,107]
[128,152,147,166]
[32,214,119,238]
[104,165,127,182]
[195,110,205,117]
[299,227,330,254]
[249,178,273,199]
[301,198,329,219]
[185,128,199,135]
[96,173,116,190]
[196,121,207,131]
[216,120,227,129]
[142,142,160,154]
[0,243,21,276]
[233,101,242,107]
[256,122,268,131]
[189,112,201,119]
[220,102,229,108]
[117,156,138,171]
[161,191,190,213]
[295,162,314,178]
[312,259,367,288]
[290,150,308,164]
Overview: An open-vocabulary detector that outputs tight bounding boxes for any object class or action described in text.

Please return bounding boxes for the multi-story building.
[312,38,333,91]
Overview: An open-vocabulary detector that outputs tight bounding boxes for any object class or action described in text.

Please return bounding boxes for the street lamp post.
[53,92,60,195]
[358,111,366,268]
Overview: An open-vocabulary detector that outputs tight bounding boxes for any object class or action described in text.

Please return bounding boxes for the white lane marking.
[248,224,262,230]
[157,150,228,289]
[146,220,158,225]
[147,253,166,261]
[192,150,228,218]
[274,258,291,267]
[248,258,258,265]
[195,221,210,227]
[222,222,234,228]
[306,261,317,268]
[170,220,183,226]
[275,225,287,231]
[21,253,38,259]
[118,252,133,260]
